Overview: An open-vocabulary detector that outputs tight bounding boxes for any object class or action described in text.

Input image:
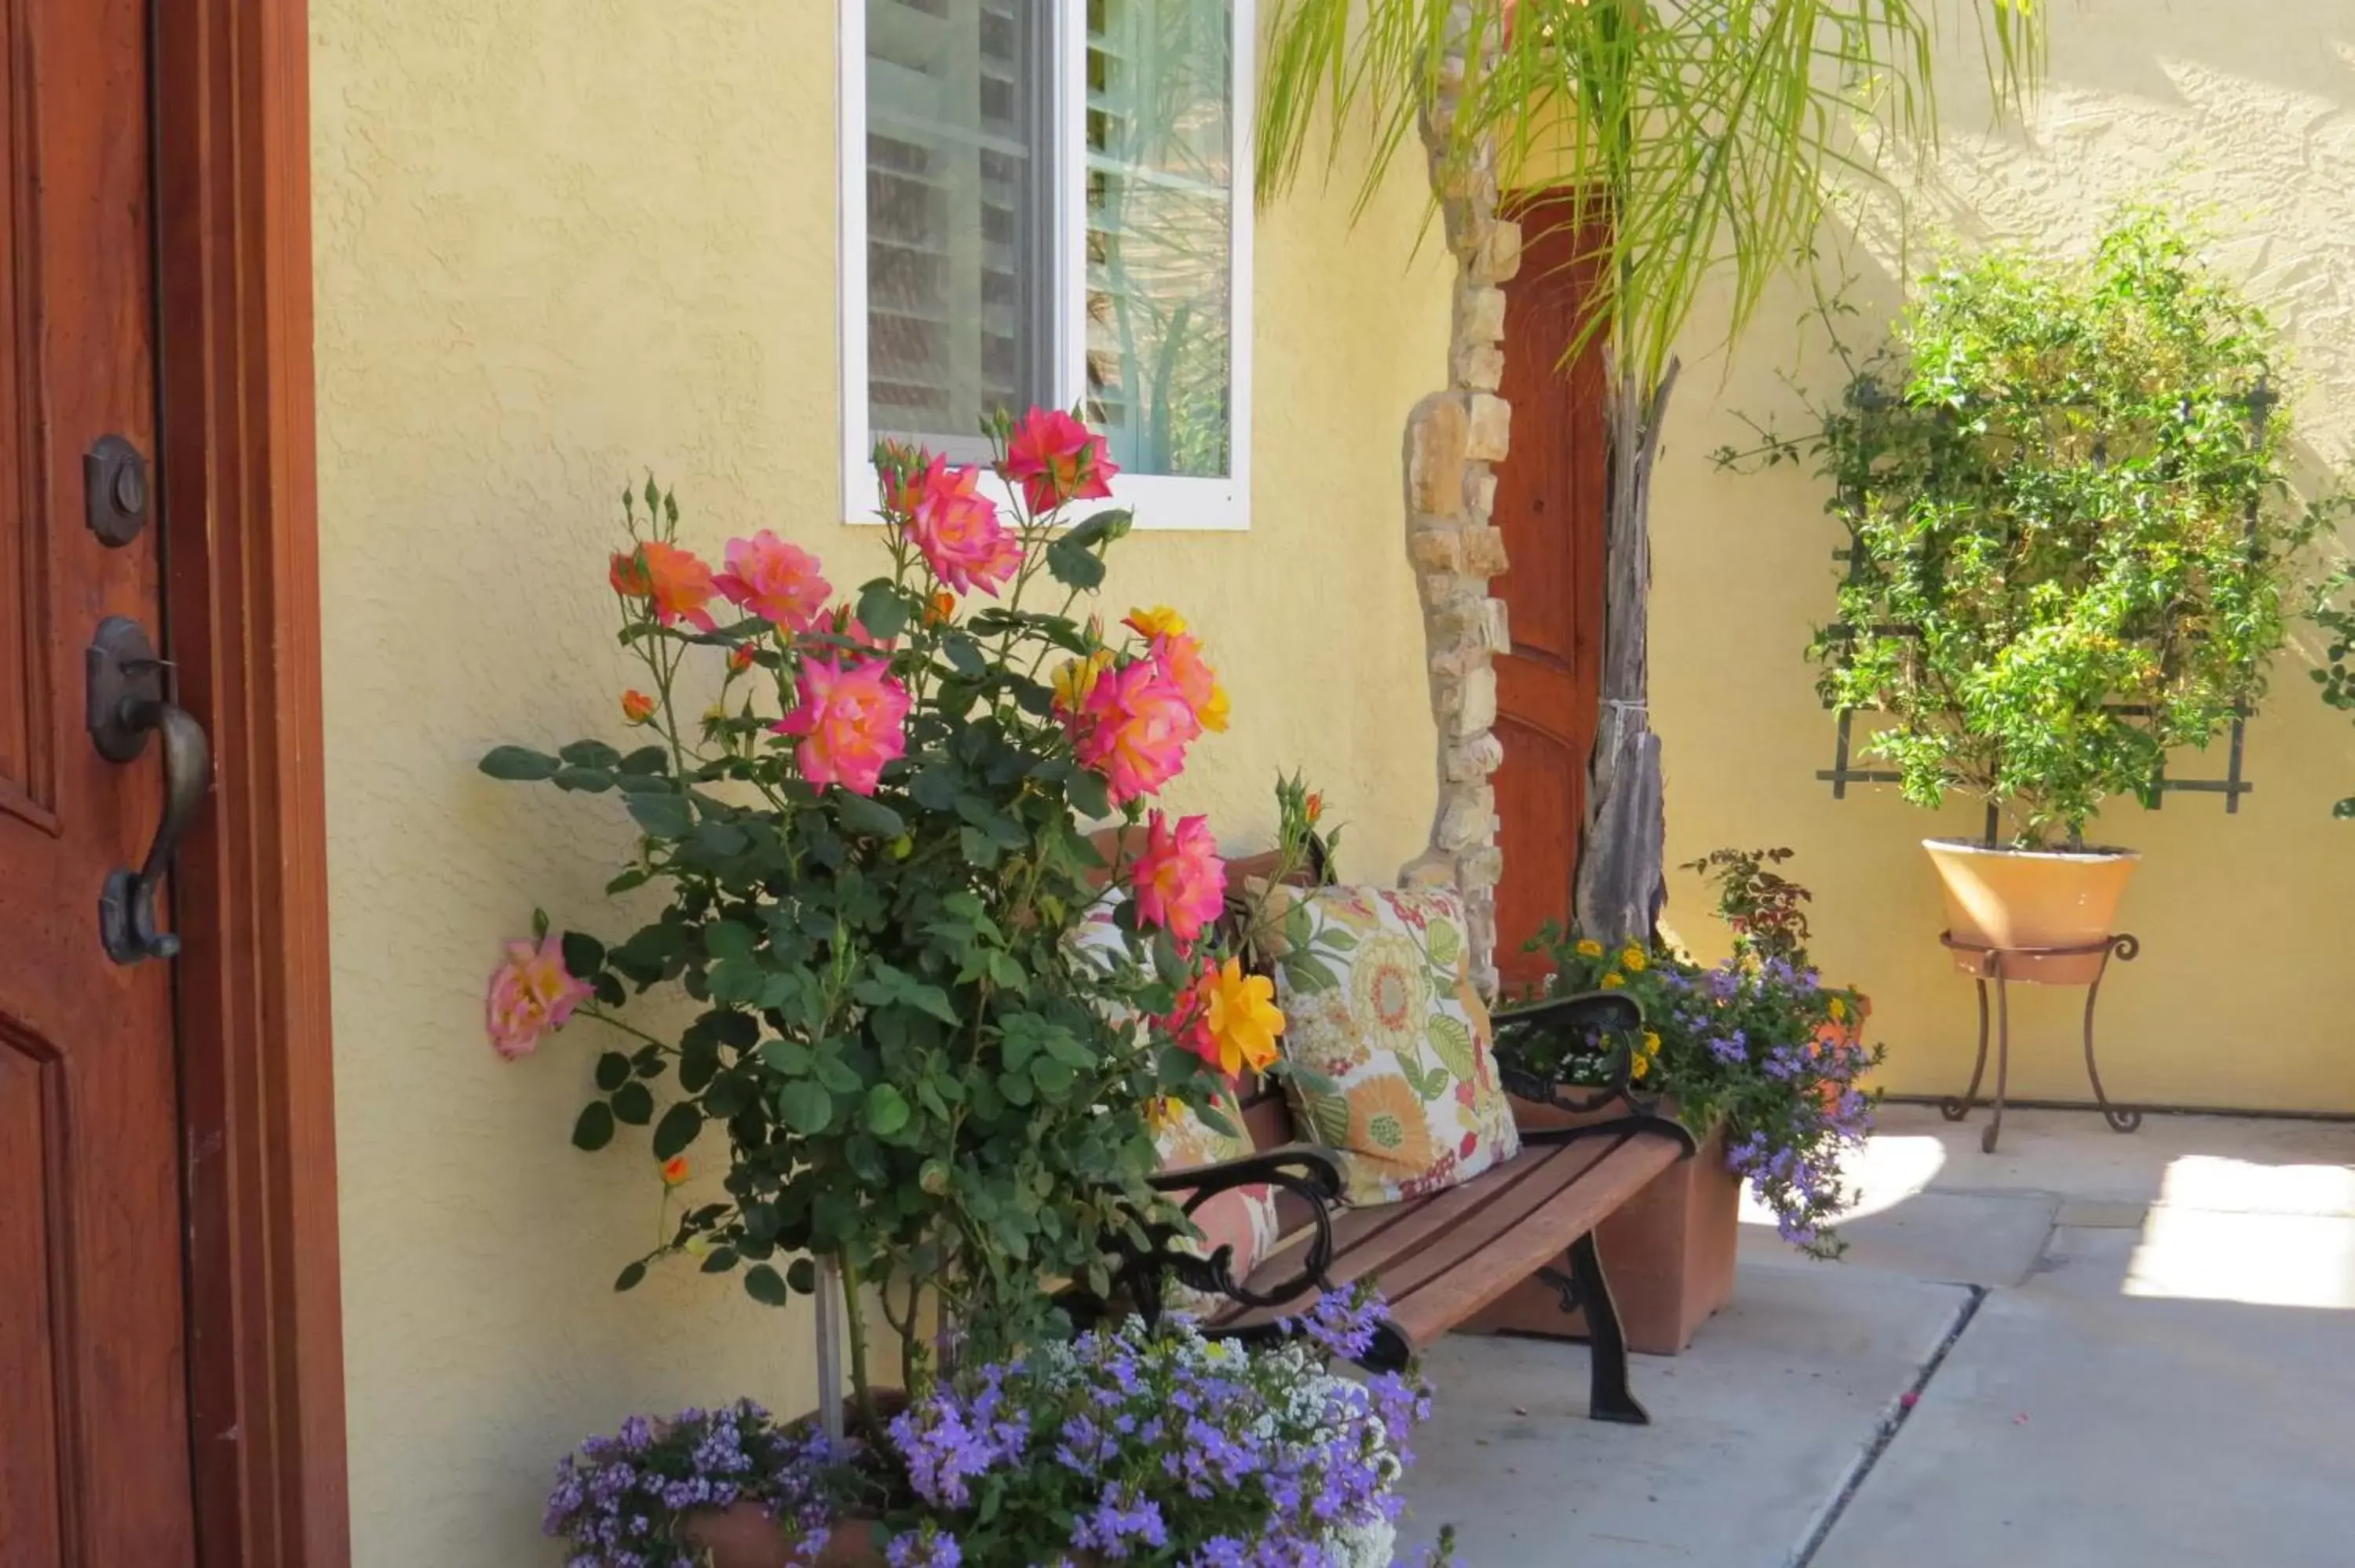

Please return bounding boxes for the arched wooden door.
[1492,199,1608,995]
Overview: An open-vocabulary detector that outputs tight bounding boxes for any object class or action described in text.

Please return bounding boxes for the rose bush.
[478,409,1301,1407]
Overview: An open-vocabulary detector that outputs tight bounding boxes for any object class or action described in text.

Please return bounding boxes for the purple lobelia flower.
[543,1398,855,1568]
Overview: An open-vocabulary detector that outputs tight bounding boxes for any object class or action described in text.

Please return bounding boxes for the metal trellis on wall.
[1812,382,2275,836]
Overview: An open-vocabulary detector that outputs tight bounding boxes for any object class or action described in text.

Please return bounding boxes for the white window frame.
[838,1,1255,532]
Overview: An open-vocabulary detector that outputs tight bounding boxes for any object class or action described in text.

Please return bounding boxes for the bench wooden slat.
[1212,1132,1677,1342]
[1388,1135,1680,1344]
[1240,1094,1291,1153]
[1313,1139,1619,1289]
[1349,1138,1638,1306]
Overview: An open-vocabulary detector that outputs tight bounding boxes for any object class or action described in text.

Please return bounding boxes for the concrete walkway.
[1397,1105,2355,1566]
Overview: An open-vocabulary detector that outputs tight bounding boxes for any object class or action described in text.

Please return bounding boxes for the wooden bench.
[1130,996,1694,1423]
[1073,830,1698,1422]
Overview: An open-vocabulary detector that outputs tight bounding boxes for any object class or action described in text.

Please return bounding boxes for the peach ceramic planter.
[1923,838,2140,985]
[1464,1101,1737,1356]
[680,1508,886,1568]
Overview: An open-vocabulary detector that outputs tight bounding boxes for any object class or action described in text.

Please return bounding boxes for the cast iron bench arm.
[1064,1145,1356,1340]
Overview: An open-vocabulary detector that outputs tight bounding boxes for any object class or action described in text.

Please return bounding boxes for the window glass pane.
[1086,0,1233,479]
[866,0,1050,458]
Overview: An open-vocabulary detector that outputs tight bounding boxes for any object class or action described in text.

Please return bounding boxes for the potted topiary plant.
[1729,209,2328,980]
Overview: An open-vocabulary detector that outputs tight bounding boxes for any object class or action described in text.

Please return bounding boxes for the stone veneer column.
[1398,10,1517,998]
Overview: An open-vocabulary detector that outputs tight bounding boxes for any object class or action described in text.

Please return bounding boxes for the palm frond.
[1257,0,2047,393]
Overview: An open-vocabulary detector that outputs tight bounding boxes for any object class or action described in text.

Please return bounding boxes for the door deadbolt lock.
[85,434,151,548]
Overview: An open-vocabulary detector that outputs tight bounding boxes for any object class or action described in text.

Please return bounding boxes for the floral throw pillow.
[1152,1088,1281,1315]
[1261,886,1521,1206]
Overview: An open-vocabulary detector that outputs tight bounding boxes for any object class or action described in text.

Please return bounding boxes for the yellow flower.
[1198,680,1231,734]
[1828,996,1847,1022]
[1601,972,1626,990]
[1145,1095,1186,1135]
[1197,957,1284,1078]
[1575,939,1605,958]
[1622,947,1648,972]
[1051,647,1114,711]
[1631,1052,1650,1081]
[1126,605,1189,640]
[1642,1030,1662,1056]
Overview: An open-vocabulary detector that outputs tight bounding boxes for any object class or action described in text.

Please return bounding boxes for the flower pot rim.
[1922,837,2141,863]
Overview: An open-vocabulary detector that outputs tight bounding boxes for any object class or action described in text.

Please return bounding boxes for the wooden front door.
[1,0,199,1563]
[1492,202,1608,995]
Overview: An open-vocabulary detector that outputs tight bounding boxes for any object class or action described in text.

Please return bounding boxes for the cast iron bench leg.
[1568,1231,1650,1425]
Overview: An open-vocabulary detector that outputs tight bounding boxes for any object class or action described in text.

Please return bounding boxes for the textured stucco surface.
[1649,2,2355,1114]
[309,3,1447,1563]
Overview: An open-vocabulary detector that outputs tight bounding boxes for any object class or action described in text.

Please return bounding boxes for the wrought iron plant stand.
[1937,932,2144,1154]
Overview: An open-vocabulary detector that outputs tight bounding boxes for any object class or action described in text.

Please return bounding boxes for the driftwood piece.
[1575,358,1680,943]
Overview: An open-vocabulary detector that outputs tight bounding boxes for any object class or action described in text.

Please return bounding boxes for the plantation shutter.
[863,0,1053,458]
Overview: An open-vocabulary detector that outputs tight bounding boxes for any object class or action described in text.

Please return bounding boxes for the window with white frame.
[842,0,1253,530]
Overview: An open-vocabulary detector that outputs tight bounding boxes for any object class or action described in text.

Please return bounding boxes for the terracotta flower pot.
[680,1507,886,1568]
[1922,838,2139,985]
[1464,1103,1738,1356]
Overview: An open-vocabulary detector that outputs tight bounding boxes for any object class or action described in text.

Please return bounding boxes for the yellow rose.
[1051,647,1114,710]
[1601,972,1626,990]
[1125,605,1188,640]
[1575,939,1605,958]
[1622,947,1648,972]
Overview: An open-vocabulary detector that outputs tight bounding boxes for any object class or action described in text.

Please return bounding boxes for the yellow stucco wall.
[1651,2,2355,1114]
[309,3,1447,1563]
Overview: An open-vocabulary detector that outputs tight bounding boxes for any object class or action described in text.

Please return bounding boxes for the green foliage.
[2308,565,2355,818]
[1256,0,2043,394]
[1681,847,1812,967]
[1727,209,2335,847]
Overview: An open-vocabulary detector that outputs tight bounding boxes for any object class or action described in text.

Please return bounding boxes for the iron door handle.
[86,615,214,965]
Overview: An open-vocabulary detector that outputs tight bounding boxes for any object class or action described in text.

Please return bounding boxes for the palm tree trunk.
[1573,356,1679,945]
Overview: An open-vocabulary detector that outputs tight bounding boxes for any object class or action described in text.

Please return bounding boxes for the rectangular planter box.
[1461,1109,1738,1356]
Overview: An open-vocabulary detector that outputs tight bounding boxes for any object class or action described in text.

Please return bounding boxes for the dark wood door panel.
[0,4,46,831]
[0,0,195,1563]
[1492,196,1608,993]
[0,1030,66,1568]
[1494,713,1584,994]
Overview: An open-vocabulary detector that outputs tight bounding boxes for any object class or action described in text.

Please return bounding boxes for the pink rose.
[1131,811,1227,947]
[1148,630,1229,735]
[1002,407,1118,514]
[1072,658,1199,806]
[486,934,593,1060]
[905,456,1022,595]
[713,531,831,632]
[609,541,720,632]
[772,656,911,796]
